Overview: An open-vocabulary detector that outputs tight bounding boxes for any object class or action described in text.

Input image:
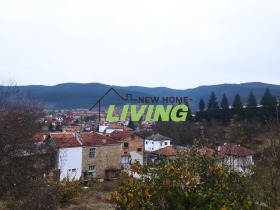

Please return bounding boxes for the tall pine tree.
[247,91,257,108]
[220,93,229,110]
[198,98,206,122]
[260,88,277,118]
[233,93,243,109]
[232,93,243,120]
[199,98,205,111]
[246,91,258,120]
[220,93,229,125]
[207,92,219,121]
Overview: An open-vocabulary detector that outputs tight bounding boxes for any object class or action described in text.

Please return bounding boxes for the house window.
[89,148,96,158]
[131,135,135,140]
[124,152,128,154]
[124,142,129,148]
[72,168,76,172]
[165,142,168,145]
[146,141,148,144]
[137,148,142,152]
[88,165,95,170]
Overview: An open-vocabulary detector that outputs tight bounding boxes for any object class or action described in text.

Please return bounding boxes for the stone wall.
[122,134,144,155]
[82,144,122,178]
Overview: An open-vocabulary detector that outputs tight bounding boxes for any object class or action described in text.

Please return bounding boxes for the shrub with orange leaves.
[111,145,256,209]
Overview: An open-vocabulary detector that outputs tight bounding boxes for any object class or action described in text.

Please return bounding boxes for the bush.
[109,145,256,209]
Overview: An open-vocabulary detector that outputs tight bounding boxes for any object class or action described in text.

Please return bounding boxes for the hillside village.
[1,86,279,209]
[38,109,257,182]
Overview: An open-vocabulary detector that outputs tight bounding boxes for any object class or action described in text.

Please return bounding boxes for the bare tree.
[254,120,280,208]
[0,83,58,209]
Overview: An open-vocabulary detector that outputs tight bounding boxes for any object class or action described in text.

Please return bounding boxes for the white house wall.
[222,155,254,173]
[145,140,171,151]
[58,147,82,180]
[130,151,143,165]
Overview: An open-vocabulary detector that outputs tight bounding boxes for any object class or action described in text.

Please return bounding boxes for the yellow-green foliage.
[109,145,255,210]
[48,176,82,203]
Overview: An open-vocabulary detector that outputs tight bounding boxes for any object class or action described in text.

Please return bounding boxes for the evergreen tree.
[260,88,277,118]
[207,92,219,121]
[207,92,219,110]
[220,93,230,125]
[127,117,135,130]
[232,93,243,120]
[247,91,257,108]
[197,98,206,122]
[246,91,258,120]
[220,93,229,110]
[232,93,243,109]
[199,98,205,111]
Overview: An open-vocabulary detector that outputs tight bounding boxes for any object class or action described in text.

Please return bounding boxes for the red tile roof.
[80,131,121,146]
[50,133,81,148]
[153,146,177,156]
[110,131,134,140]
[218,144,256,157]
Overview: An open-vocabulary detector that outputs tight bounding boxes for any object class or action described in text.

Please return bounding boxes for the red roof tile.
[218,144,256,157]
[80,131,121,146]
[153,146,177,156]
[50,133,81,148]
[110,131,134,140]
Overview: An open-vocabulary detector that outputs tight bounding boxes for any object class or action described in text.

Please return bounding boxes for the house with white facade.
[218,143,257,173]
[145,133,172,152]
[50,133,83,180]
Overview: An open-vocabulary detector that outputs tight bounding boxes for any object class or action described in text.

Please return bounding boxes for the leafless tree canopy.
[0,84,58,209]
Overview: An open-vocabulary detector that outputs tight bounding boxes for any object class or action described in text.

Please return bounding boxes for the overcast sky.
[1,0,280,89]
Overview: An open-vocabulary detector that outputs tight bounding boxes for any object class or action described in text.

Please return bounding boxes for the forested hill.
[13,82,280,110]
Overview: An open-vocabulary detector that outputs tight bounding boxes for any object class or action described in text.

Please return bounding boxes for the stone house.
[110,131,145,165]
[79,131,122,178]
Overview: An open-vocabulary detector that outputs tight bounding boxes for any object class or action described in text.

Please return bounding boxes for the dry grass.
[59,181,118,210]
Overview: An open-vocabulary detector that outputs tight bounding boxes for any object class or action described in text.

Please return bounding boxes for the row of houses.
[36,128,257,181]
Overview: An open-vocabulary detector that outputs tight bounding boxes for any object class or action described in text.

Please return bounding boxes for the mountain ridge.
[8,82,280,110]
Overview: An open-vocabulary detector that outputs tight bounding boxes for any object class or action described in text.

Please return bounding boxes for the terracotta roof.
[146,133,172,141]
[110,131,134,140]
[153,146,177,156]
[50,133,81,148]
[80,131,121,146]
[218,144,256,157]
